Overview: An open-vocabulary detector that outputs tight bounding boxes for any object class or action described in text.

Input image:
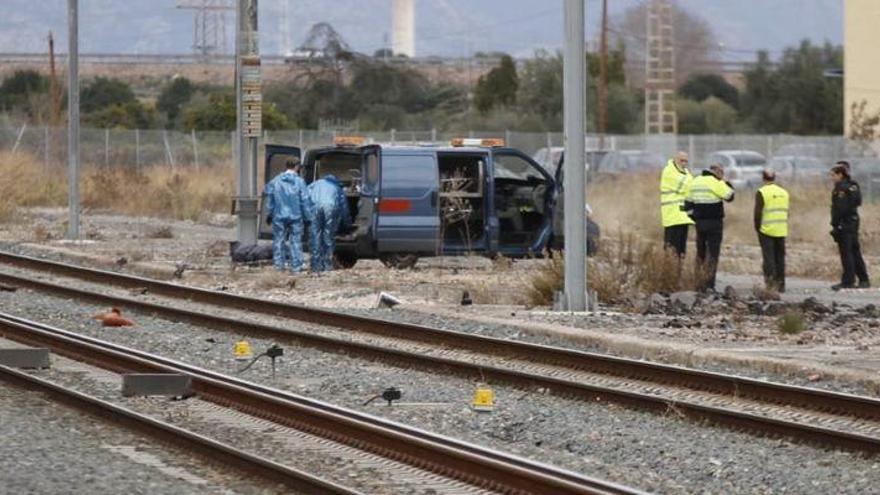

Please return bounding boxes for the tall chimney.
[391,0,415,57]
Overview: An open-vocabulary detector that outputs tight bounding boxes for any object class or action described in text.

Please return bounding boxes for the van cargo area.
[438,152,485,251]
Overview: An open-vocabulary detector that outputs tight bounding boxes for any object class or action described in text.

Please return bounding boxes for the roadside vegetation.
[0,1,845,136]
[0,151,231,222]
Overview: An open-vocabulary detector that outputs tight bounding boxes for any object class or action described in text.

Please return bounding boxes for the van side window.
[381,155,436,189]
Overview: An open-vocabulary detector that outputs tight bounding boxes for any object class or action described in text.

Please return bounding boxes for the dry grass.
[522,233,711,307]
[521,251,565,306]
[588,173,880,279]
[0,151,234,222]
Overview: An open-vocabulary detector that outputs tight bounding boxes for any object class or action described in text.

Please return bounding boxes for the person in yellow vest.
[684,163,735,292]
[660,151,694,257]
[754,169,789,292]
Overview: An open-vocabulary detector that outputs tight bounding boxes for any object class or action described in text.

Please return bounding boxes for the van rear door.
[376,152,440,254]
[259,144,302,240]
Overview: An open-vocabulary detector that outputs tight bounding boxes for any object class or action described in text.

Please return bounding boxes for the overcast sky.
[0,0,842,61]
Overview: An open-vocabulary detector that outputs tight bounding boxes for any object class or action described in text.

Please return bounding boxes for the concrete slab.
[121,374,193,397]
[0,348,51,369]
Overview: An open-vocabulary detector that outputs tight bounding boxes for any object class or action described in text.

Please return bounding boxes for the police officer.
[660,151,694,257]
[685,163,734,292]
[830,163,870,290]
[308,174,351,272]
[754,168,789,292]
[264,157,313,272]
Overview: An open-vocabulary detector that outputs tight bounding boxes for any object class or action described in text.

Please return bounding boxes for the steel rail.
[1,251,879,424]
[0,312,642,495]
[0,362,359,494]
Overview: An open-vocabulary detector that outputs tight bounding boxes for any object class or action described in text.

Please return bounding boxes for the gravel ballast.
[0,379,281,494]
[2,288,880,494]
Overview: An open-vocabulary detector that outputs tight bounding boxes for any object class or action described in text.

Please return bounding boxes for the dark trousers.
[836,230,869,286]
[695,227,723,291]
[758,233,786,292]
[664,224,689,257]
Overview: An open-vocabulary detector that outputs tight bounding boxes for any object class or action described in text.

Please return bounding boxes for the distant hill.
[0,0,842,60]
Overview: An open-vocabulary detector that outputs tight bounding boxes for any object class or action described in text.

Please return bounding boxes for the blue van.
[260,138,595,268]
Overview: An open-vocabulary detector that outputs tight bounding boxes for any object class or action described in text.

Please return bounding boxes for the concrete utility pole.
[598,0,608,149]
[67,0,79,240]
[563,0,587,311]
[234,0,261,244]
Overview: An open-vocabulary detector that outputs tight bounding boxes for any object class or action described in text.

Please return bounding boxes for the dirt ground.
[1,208,879,391]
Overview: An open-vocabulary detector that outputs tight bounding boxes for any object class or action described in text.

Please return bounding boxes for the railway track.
[0,359,358,494]
[0,312,638,495]
[2,251,880,457]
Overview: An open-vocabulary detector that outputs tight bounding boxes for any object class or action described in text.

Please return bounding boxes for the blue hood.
[279,171,301,184]
[321,174,340,186]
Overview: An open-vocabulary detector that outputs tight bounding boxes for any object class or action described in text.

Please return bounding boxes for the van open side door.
[489,148,555,256]
[259,144,302,240]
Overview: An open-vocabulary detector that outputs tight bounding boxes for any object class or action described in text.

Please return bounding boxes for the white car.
[706,150,768,189]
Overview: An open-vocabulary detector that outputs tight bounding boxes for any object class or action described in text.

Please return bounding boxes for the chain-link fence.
[2,123,877,174]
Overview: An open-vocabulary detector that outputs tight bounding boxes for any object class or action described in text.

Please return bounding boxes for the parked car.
[595,150,665,177]
[706,150,767,189]
[531,146,610,180]
[774,142,835,163]
[260,137,599,269]
[768,155,827,182]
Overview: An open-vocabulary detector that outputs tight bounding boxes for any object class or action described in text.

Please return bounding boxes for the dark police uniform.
[685,170,735,291]
[831,178,870,288]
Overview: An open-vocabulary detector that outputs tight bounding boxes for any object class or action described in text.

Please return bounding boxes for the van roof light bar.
[334,136,367,146]
[450,138,505,147]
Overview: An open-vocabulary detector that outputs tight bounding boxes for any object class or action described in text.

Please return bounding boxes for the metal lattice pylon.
[644,0,677,134]
[177,0,235,57]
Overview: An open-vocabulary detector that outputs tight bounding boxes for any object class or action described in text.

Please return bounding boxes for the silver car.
[706,150,768,189]
[768,155,826,182]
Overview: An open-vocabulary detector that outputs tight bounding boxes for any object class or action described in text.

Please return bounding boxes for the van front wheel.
[380,253,419,269]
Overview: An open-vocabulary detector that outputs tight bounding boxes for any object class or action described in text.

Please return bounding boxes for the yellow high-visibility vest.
[687,174,733,204]
[660,159,694,227]
[758,183,789,237]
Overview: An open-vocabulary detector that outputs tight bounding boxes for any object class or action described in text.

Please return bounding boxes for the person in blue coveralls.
[264,157,313,272]
[308,174,351,272]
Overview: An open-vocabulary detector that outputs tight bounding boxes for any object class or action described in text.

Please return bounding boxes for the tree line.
[0,39,844,136]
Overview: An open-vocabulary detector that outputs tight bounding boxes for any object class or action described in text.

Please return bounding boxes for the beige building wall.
[845,0,880,135]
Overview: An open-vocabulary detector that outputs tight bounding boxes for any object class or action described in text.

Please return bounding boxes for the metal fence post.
[431,128,437,141]
[298,129,304,149]
[135,128,141,169]
[390,128,396,145]
[43,126,50,170]
[11,123,27,155]
[104,128,110,167]
[505,129,511,145]
[162,129,176,170]
[191,128,200,170]
[688,134,695,161]
[766,135,773,158]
